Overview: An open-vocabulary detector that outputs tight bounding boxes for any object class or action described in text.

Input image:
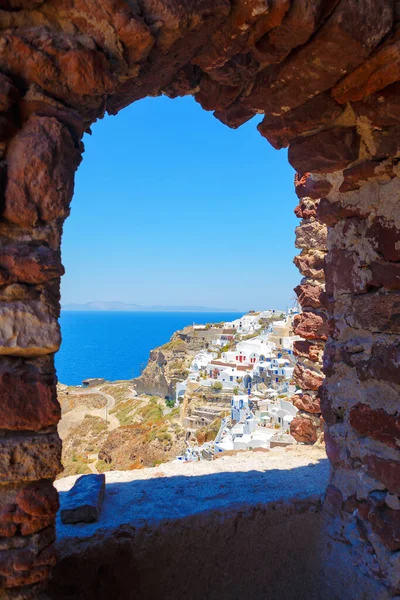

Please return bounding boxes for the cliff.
[133,326,208,398]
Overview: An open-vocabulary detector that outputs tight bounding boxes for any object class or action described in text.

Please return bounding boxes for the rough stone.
[333,29,400,103]
[294,173,332,200]
[60,474,106,524]
[317,198,369,227]
[290,414,319,444]
[0,366,59,431]
[293,250,325,279]
[350,404,400,450]
[345,291,400,334]
[366,218,400,262]
[293,362,324,392]
[294,283,325,309]
[288,127,361,174]
[339,160,395,193]
[258,93,343,150]
[5,116,79,227]
[293,340,323,363]
[0,433,62,483]
[0,300,60,356]
[295,220,327,251]
[293,312,329,341]
[292,393,321,414]
[363,455,400,496]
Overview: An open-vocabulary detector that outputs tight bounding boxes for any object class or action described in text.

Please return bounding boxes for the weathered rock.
[339,160,395,193]
[294,173,332,200]
[293,340,323,363]
[290,413,319,444]
[60,474,105,524]
[294,283,324,309]
[295,220,327,251]
[355,341,400,385]
[288,127,360,173]
[350,403,400,450]
[0,433,62,483]
[0,244,63,285]
[4,116,79,227]
[293,312,329,341]
[333,29,400,103]
[293,250,325,279]
[317,197,369,227]
[0,366,59,431]
[345,291,400,334]
[363,454,400,496]
[0,300,60,356]
[366,218,400,262]
[292,393,321,414]
[293,362,324,392]
[258,93,343,150]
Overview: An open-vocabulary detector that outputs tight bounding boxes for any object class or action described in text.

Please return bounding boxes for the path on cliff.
[58,387,120,440]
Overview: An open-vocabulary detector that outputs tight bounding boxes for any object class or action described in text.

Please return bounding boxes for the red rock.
[319,383,337,427]
[0,369,60,431]
[371,125,400,159]
[288,127,360,174]
[363,455,400,496]
[346,291,400,334]
[324,484,343,516]
[317,198,369,227]
[258,92,343,150]
[290,414,319,444]
[193,0,286,72]
[294,283,324,309]
[361,502,400,552]
[213,103,256,129]
[163,64,201,98]
[292,393,321,414]
[293,340,323,363]
[4,116,79,227]
[351,82,400,128]
[339,160,395,193]
[293,312,329,341]
[332,29,400,103]
[294,200,317,220]
[324,249,365,295]
[20,86,85,143]
[243,0,392,115]
[293,251,325,279]
[324,429,344,467]
[356,342,400,386]
[0,73,19,113]
[16,481,59,518]
[0,245,64,285]
[195,74,241,111]
[294,173,332,201]
[350,403,400,450]
[293,362,324,392]
[366,218,400,262]
[207,53,259,87]
[370,261,400,290]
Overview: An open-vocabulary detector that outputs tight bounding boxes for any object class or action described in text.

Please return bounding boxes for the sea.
[55,311,242,386]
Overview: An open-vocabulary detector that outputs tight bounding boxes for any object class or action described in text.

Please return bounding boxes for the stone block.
[293,250,325,279]
[4,115,79,227]
[292,393,321,414]
[295,220,327,251]
[293,340,323,363]
[290,413,319,444]
[288,127,361,173]
[346,291,400,334]
[293,312,329,341]
[317,197,369,227]
[293,362,323,392]
[0,433,62,483]
[363,454,400,496]
[0,299,60,357]
[294,173,332,200]
[366,218,400,262]
[60,474,106,524]
[294,283,324,309]
[350,403,400,450]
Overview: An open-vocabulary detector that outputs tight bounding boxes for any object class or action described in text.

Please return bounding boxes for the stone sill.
[50,448,334,599]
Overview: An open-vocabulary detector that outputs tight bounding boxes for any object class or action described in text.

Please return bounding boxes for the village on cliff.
[168,307,314,462]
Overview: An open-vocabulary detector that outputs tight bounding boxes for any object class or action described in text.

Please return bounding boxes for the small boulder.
[60,474,105,524]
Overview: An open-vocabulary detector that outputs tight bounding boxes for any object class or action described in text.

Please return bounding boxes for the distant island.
[62,301,240,313]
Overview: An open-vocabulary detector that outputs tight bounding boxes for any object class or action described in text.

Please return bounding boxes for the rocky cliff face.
[133,327,207,398]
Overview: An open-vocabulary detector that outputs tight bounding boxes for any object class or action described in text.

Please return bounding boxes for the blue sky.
[61,95,299,311]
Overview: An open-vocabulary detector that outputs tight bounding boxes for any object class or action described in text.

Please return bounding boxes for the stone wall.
[290,194,327,444]
[0,0,398,596]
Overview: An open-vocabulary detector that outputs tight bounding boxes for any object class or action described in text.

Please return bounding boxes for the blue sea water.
[55,311,242,386]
